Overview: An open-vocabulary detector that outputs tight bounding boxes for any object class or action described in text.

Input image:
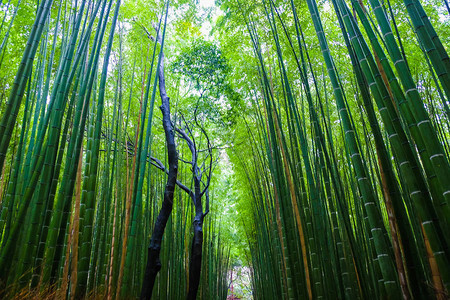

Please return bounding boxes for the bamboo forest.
[0,0,449,298]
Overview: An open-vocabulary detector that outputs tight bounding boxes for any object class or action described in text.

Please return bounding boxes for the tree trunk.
[187,215,203,300]
[187,173,204,299]
[140,51,178,300]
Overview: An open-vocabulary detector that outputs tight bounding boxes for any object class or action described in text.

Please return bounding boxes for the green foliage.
[170,38,243,126]
[172,39,229,91]
[0,0,449,299]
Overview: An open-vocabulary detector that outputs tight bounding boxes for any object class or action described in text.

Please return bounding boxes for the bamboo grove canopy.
[0,0,449,299]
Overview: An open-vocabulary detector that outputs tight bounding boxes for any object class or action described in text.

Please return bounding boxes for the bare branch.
[132,20,155,41]
[178,157,192,165]
[150,156,194,198]
[175,126,197,168]
[196,121,213,197]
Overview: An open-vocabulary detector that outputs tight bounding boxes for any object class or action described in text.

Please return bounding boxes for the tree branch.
[149,156,194,199]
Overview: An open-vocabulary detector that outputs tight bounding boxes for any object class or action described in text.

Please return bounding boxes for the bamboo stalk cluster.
[233,0,450,298]
[0,0,229,299]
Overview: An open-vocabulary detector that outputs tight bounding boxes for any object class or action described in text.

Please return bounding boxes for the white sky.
[198,0,222,38]
[198,0,216,8]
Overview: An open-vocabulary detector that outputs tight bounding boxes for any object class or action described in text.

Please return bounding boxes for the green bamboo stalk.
[75,0,119,296]
[0,0,53,173]
[303,0,401,296]
[365,0,450,234]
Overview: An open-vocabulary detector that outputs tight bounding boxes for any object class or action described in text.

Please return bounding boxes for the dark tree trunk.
[174,123,211,300]
[187,215,203,300]
[140,52,178,300]
[186,175,204,300]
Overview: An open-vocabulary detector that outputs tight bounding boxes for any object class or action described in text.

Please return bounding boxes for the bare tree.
[149,113,216,299]
[139,16,218,299]
[176,115,214,299]
[140,19,178,299]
